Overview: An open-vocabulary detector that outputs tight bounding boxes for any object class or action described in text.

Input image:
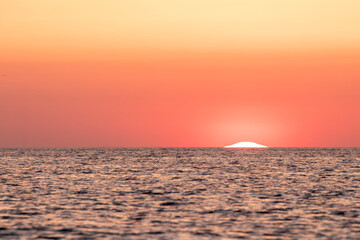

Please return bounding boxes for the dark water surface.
[0,148,360,239]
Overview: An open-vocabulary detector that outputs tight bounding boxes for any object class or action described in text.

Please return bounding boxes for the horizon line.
[0,146,359,149]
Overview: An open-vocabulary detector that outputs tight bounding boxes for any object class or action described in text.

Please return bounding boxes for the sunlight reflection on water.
[0,148,359,239]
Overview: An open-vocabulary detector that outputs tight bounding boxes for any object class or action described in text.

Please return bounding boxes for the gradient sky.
[1,0,359,147]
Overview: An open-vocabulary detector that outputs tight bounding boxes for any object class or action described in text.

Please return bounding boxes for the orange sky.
[1,0,359,147]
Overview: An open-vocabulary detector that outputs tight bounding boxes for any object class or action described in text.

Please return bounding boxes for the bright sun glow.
[224,142,268,148]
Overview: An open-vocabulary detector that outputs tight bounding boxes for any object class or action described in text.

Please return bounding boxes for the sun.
[224,142,268,148]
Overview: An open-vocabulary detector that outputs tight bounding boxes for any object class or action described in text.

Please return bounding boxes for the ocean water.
[0,148,359,239]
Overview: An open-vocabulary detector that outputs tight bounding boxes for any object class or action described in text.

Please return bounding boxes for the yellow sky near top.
[1,0,360,60]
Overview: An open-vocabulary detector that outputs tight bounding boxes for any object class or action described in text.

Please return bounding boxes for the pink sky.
[1,1,359,147]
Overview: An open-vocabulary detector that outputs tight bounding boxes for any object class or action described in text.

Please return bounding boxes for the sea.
[0,148,359,239]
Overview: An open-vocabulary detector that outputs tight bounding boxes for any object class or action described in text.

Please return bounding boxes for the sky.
[0,0,359,147]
